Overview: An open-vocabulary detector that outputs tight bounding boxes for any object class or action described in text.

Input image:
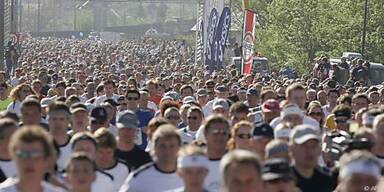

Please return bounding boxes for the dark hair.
[126,89,140,99]
[327,89,340,97]
[180,85,194,95]
[337,94,352,105]
[66,152,97,172]
[47,102,71,116]
[21,99,42,113]
[0,118,17,139]
[229,102,249,115]
[103,80,116,87]
[55,81,66,89]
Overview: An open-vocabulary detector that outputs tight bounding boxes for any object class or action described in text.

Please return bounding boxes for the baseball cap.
[281,104,304,118]
[262,158,294,181]
[90,106,108,124]
[197,89,207,96]
[164,91,180,101]
[215,85,227,93]
[70,103,88,114]
[183,96,196,104]
[265,140,289,159]
[252,122,274,139]
[212,99,229,111]
[247,88,258,95]
[40,97,53,108]
[116,110,139,129]
[262,99,281,112]
[290,124,320,144]
[274,123,291,139]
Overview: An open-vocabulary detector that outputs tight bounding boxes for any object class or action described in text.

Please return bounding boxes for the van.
[231,57,270,75]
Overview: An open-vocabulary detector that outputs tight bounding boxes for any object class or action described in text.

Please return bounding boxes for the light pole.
[361,0,368,57]
[0,0,5,70]
[37,0,41,32]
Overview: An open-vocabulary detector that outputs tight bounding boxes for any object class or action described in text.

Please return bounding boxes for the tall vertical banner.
[242,10,256,74]
[204,8,219,72]
[215,7,231,70]
[203,0,224,70]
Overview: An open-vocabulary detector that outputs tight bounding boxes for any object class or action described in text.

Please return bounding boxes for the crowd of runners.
[0,37,383,192]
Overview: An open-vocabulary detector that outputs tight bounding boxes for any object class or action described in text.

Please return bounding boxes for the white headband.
[177,155,209,169]
[339,160,381,180]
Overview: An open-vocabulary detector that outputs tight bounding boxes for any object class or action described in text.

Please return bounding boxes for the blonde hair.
[9,125,56,158]
[9,83,33,101]
[227,121,253,150]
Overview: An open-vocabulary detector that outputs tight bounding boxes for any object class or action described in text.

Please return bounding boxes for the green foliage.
[234,0,384,74]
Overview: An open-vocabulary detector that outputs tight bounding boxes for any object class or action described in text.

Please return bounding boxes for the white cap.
[281,104,304,118]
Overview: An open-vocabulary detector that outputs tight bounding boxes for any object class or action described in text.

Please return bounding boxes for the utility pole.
[19,0,22,32]
[0,0,5,70]
[361,0,368,57]
[37,0,41,32]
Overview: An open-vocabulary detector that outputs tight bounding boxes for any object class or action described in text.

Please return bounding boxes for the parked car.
[331,59,384,85]
[232,56,270,75]
[342,52,363,60]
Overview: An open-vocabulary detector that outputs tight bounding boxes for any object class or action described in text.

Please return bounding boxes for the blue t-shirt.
[136,109,154,149]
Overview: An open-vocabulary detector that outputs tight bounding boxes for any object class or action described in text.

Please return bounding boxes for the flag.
[204,8,219,72]
[215,7,231,70]
[242,10,256,74]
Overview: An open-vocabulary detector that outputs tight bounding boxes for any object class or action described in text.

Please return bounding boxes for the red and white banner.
[242,10,256,74]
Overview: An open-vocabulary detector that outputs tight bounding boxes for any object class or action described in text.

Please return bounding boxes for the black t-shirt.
[293,166,333,192]
[115,145,152,170]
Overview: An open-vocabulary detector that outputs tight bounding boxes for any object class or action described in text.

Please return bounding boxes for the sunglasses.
[127,97,139,101]
[208,128,229,135]
[187,116,199,120]
[15,149,45,160]
[236,133,252,139]
[309,112,322,116]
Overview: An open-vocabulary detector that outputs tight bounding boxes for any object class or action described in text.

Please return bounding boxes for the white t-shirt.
[56,136,72,172]
[147,101,158,111]
[94,94,119,106]
[204,159,222,192]
[118,163,183,192]
[0,160,16,179]
[6,100,21,117]
[178,127,197,145]
[0,177,66,192]
[270,115,320,129]
[92,170,115,192]
[322,105,331,119]
[103,160,130,191]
